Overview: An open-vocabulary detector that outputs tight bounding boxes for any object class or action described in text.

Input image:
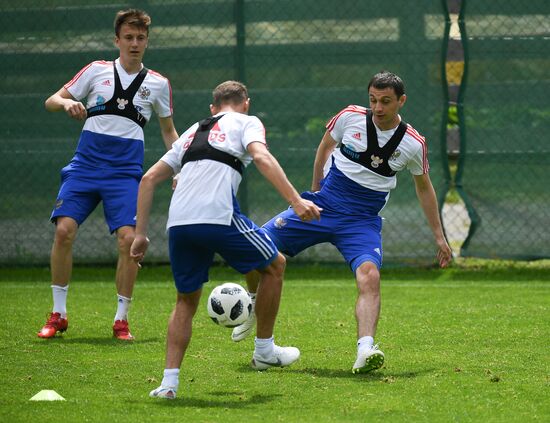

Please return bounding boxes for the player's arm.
[158,116,179,150]
[247,141,322,221]
[45,87,87,120]
[413,173,452,268]
[130,160,174,264]
[312,130,337,191]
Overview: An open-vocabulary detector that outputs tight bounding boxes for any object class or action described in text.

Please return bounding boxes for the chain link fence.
[0,0,548,265]
[456,0,550,259]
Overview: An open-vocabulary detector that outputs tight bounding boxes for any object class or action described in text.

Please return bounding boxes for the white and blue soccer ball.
[207,282,252,328]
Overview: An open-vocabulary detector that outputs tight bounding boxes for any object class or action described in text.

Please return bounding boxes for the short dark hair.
[212,81,248,107]
[368,71,405,98]
[114,9,151,37]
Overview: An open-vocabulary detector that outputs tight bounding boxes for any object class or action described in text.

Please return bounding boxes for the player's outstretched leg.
[231,293,256,342]
[352,344,385,374]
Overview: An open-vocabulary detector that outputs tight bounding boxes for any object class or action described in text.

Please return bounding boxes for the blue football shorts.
[168,213,279,294]
[263,207,383,273]
[50,167,139,233]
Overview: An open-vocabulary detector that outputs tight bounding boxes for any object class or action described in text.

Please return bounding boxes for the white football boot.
[231,307,256,342]
[149,386,177,399]
[251,345,300,371]
[352,344,385,374]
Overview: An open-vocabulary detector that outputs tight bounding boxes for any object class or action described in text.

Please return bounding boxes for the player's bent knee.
[54,221,77,245]
[260,253,286,278]
[272,253,286,274]
[177,289,202,313]
[116,229,136,251]
[356,262,380,289]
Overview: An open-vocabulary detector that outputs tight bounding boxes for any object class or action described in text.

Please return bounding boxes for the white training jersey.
[65,58,173,143]
[326,105,428,192]
[161,112,266,228]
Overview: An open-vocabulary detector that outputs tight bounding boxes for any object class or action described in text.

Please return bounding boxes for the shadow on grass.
[234,363,434,380]
[279,366,436,381]
[34,336,161,345]
[146,392,282,408]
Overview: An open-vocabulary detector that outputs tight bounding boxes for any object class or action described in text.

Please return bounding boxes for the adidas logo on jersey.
[102,80,111,86]
[352,132,361,140]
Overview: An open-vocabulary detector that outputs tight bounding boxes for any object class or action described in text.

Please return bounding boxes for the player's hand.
[64,100,87,121]
[130,234,150,268]
[436,238,453,268]
[291,198,322,222]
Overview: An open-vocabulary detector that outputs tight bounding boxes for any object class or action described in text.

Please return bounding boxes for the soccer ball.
[206,283,252,328]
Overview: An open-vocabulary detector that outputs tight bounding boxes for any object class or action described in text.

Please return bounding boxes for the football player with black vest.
[232,71,452,374]
[38,9,178,341]
[130,80,321,399]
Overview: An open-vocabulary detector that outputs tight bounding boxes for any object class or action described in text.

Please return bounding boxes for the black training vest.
[340,110,407,177]
[86,62,149,128]
[180,115,244,175]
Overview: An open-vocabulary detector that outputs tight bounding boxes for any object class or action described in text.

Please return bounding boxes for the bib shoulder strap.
[181,115,244,175]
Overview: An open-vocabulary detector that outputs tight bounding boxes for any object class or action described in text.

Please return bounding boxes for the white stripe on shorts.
[232,216,275,260]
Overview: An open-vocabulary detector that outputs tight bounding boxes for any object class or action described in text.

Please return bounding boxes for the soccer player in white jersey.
[130,81,321,399]
[37,9,179,341]
[232,71,453,374]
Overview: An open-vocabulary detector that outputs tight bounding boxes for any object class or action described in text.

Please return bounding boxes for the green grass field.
[1,261,549,422]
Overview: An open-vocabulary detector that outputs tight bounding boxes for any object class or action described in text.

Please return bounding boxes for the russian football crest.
[138,86,151,100]
[390,150,401,161]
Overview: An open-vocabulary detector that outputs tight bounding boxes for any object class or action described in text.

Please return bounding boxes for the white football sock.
[357,336,374,351]
[162,368,180,389]
[254,336,274,357]
[114,294,132,322]
[51,285,68,318]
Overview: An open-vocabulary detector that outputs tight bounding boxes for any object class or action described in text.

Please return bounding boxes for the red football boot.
[38,312,68,338]
[113,320,134,340]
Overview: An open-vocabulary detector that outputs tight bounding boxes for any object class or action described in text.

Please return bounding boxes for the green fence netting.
[10,1,549,265]
[456,0,550,259]
[0,0,452,265]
